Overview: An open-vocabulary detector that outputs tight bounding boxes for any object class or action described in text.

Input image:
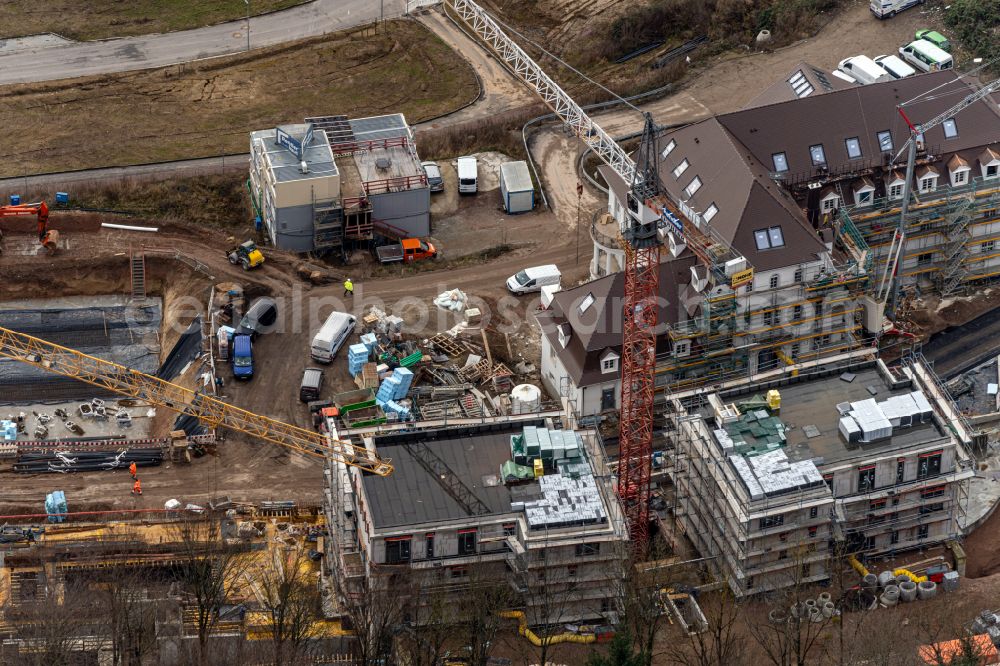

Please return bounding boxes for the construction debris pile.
[328,306,549,431]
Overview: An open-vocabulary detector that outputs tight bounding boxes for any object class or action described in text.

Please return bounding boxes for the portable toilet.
[499,161,534,214]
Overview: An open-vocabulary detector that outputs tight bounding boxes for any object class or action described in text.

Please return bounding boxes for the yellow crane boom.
[0,326,393,476]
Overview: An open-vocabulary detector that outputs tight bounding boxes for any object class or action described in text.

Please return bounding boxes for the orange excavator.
[0,201,58,255]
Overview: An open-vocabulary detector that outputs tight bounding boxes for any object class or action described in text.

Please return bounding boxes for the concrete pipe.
[769,609,788,624]
[899,580,918,602]
[877,571,895,588]
[896,574,911,585]
[818,592,833,604]
[809,606,823,623]
[822,601,836,618]
[863,574,878,590]
[883,585,900,601]
[880,591,899,607]
[917,581,938,600]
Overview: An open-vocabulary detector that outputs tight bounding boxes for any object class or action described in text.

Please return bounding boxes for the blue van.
[232,334,254,379]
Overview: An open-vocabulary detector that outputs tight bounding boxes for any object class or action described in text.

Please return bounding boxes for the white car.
[838,55,893,85]
[874,54,916,79]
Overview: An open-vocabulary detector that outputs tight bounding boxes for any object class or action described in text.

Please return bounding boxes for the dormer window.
[948,155,971,187]
[820,190,840,213]
[673,159,689,179]
[557,323,571,349]
[981,148,1000,180]
[917,166,939,194]
[854,178,875,207]
[600,350,619,373]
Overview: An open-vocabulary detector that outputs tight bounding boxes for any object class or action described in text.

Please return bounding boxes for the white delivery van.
[506,265,561,295]
[869,0,923,19]
[457,156,478,195]
[899,40,953,72]
[838,56,893,85]
[310,311,357,363]
[874,54,916,79]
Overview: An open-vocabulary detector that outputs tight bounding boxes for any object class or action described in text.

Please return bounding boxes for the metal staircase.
[130,251,146,301]
[939,196,976,296]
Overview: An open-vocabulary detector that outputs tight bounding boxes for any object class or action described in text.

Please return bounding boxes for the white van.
[899,40,953,72]
[838,56,893,85]
[869,0,923,19]
[506,265,561,295]
[310,311,356,363]
[457,156,478,195]
[874,54,916,79]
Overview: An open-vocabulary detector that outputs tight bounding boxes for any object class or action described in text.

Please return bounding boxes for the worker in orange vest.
[129,462,137,479]
[132,478,142,495]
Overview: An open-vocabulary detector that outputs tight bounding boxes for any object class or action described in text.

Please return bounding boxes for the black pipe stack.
[14,449,164,474]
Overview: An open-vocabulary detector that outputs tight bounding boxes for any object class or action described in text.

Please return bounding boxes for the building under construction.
[551,68,1000,414]
[668,354,975,596]
[323,416,630,627]
[248,113,430,255]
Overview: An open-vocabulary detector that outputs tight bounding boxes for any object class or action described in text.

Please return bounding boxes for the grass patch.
[23,174,256,232]
[0,0,309,41]
[0,20,478,177]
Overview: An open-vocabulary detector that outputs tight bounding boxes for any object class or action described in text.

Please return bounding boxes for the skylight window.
[942,118,957,139]
[578,292,595,315]
[845,137,862,159]
[672,159,689,179]
[685,176,702,197]
[703,203,718,222]
[772,152,788,173]
[754,226,785,250]
[661,139,676,159]
[809,144,826,166]
[877,130,893,153]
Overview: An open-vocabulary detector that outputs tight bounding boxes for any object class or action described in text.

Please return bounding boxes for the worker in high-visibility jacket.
[129,461,137,479]
[132,479,142,495]
[344,278,354,298]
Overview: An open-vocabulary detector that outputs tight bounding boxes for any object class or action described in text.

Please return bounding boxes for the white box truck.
[310,311,356,363]
[499,161,534,214]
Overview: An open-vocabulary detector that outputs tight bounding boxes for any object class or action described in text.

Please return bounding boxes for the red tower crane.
[446,0,746,552]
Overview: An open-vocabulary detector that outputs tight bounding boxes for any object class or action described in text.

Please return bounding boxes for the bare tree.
[614,540,678,666]
[664,587,746,666]
[342,571,409,666]
[746,550,832,666]
[457,568,519,666]
[95,566,159,665]
[399,574,454,666]
[171,516,253,666]
[10,575,97,666]
[255,545,322,665]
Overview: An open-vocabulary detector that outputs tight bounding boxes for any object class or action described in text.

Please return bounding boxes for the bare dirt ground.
[0,127,599,512]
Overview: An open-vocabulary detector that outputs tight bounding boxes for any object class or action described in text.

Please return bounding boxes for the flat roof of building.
[361,423,608,531]
[353,145,425,190]
[711,365,950,469]
[251,126,337,183]
[348,114,411,143]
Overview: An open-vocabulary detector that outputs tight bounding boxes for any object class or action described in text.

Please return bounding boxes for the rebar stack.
[14,448,163,474]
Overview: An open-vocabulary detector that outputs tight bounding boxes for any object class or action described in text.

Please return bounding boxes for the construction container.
[8,194,19,205]
[499,161,534,214]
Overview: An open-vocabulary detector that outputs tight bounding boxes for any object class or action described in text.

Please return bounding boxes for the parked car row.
[838,29,953,86]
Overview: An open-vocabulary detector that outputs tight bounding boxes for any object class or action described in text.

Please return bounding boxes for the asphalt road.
[0,0,405,85]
